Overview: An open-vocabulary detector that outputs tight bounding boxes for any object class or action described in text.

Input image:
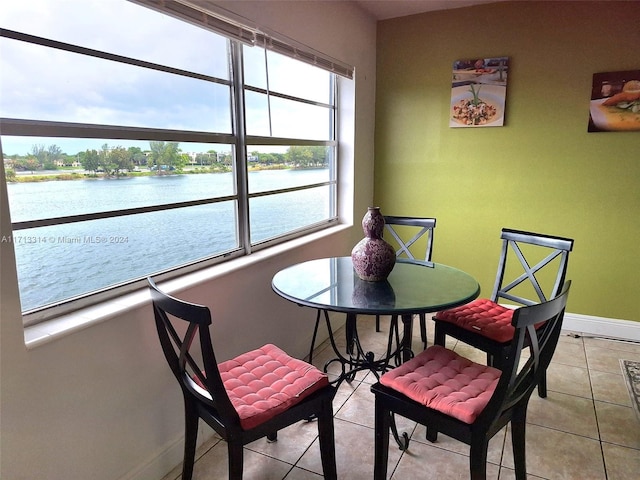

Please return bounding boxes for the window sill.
[23,224,350,349]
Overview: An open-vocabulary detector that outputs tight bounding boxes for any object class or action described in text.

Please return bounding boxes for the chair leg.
[433,322,446,347]
[376,314,381,332]
[426,426,438,442]
[317,399,338,480]
[419,313,427,350]
[266,431,278,442]
[227,441,244,480]
[469,438,489,480]
[486,351,493,366]
[511,404,528,480]
[373,400,391,480]
[537,370,548,398]
[182,399,199,480]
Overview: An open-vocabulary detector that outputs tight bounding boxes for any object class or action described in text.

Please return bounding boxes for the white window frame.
[0,0,354,326]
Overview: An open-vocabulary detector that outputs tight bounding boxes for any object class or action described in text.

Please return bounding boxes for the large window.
[0,0,349,325]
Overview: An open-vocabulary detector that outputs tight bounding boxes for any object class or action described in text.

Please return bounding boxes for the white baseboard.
[562,312,640,343]
[121,423,214,480]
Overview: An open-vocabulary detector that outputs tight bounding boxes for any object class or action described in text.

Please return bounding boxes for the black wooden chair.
[432,228,573,397]
[148,278,337,480]
[308,216,436,362]
[376,216,436,351]
[372,281,571,480]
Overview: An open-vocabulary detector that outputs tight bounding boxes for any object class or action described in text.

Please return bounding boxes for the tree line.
[3,142,329,180]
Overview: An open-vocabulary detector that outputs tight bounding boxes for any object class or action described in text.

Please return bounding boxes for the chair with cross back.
[378,216,436,350]
[148,278,338,480]
[372,280,571,480]
[432,228,573,397]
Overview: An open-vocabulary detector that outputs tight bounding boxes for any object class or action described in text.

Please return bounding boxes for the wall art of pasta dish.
[450,56,509,128]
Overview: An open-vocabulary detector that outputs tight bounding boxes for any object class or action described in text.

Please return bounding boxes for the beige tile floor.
[162,317,640,480]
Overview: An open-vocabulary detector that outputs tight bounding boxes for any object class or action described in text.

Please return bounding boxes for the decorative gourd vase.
[351,207,396,281]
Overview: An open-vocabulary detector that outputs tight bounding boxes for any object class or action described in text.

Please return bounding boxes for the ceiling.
[353,0,505,20]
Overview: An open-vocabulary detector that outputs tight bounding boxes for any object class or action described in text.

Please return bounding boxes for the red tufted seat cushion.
[433,298,516,343]
[380,345,502,424]
[216,344,329,430]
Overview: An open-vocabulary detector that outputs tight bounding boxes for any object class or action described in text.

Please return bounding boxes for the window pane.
[250,186,331,243]
[266,51,331,104]
[244,90,271,136]
[243,46,267,89]
[13,202,238,312]
[0,39,232,132]
[0,0,229,79]
[244,91,331,140]
[244,40,334,105]
[3,138,235,221]
[248,147,331,194]
[271,97,332,140]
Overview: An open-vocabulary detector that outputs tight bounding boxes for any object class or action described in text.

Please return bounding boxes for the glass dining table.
[272,256,480,449]
[272,256,480,382]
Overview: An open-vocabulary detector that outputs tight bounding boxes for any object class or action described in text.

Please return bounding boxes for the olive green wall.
[374,1,639,322]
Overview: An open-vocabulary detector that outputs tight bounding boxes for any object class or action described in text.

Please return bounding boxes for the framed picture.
[588,70,640,132]
[450,56,509,128]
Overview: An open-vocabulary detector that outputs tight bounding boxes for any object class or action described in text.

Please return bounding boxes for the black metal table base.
[313,309,412,450]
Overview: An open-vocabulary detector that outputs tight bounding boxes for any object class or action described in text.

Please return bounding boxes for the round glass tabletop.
[272,256,480,315]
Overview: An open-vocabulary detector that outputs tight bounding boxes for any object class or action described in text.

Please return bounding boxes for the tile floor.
[161,317,640,480]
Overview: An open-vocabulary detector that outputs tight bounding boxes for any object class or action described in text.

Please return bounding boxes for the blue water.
[6,169,331,311]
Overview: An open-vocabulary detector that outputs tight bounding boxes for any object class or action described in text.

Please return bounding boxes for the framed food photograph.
[450,56,509,128]
[588,70,640,132]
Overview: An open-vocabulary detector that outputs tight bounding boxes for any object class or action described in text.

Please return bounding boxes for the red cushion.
[380,345,501,424]
[433,298,515,343]
[218,344,329,430]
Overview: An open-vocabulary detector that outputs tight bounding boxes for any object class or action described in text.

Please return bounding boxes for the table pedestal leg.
[317,310,414,449]
[308,309,323,364]
[319,311,410,386]
[401,313,415,362]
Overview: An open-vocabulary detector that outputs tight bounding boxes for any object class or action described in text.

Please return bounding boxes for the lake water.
[6,169,331,311]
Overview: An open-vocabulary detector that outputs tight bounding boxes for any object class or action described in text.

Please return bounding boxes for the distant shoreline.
[6,164,327,183]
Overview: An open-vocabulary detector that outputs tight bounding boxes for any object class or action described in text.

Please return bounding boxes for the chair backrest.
[383,216,436,266]
[148,278,240,426]
[491,228,573,306]
[478,280,571,427]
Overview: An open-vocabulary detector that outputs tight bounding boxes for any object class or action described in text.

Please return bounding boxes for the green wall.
[374,1,639,321]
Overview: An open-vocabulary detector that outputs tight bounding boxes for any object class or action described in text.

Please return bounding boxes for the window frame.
[0,1,349,326]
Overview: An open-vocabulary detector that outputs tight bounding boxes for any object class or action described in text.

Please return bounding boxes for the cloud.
[0,0,228,75]
[0,0,332,156]
[1,0,231,153]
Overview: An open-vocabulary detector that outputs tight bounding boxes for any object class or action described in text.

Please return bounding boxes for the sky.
[0,0,332,157]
